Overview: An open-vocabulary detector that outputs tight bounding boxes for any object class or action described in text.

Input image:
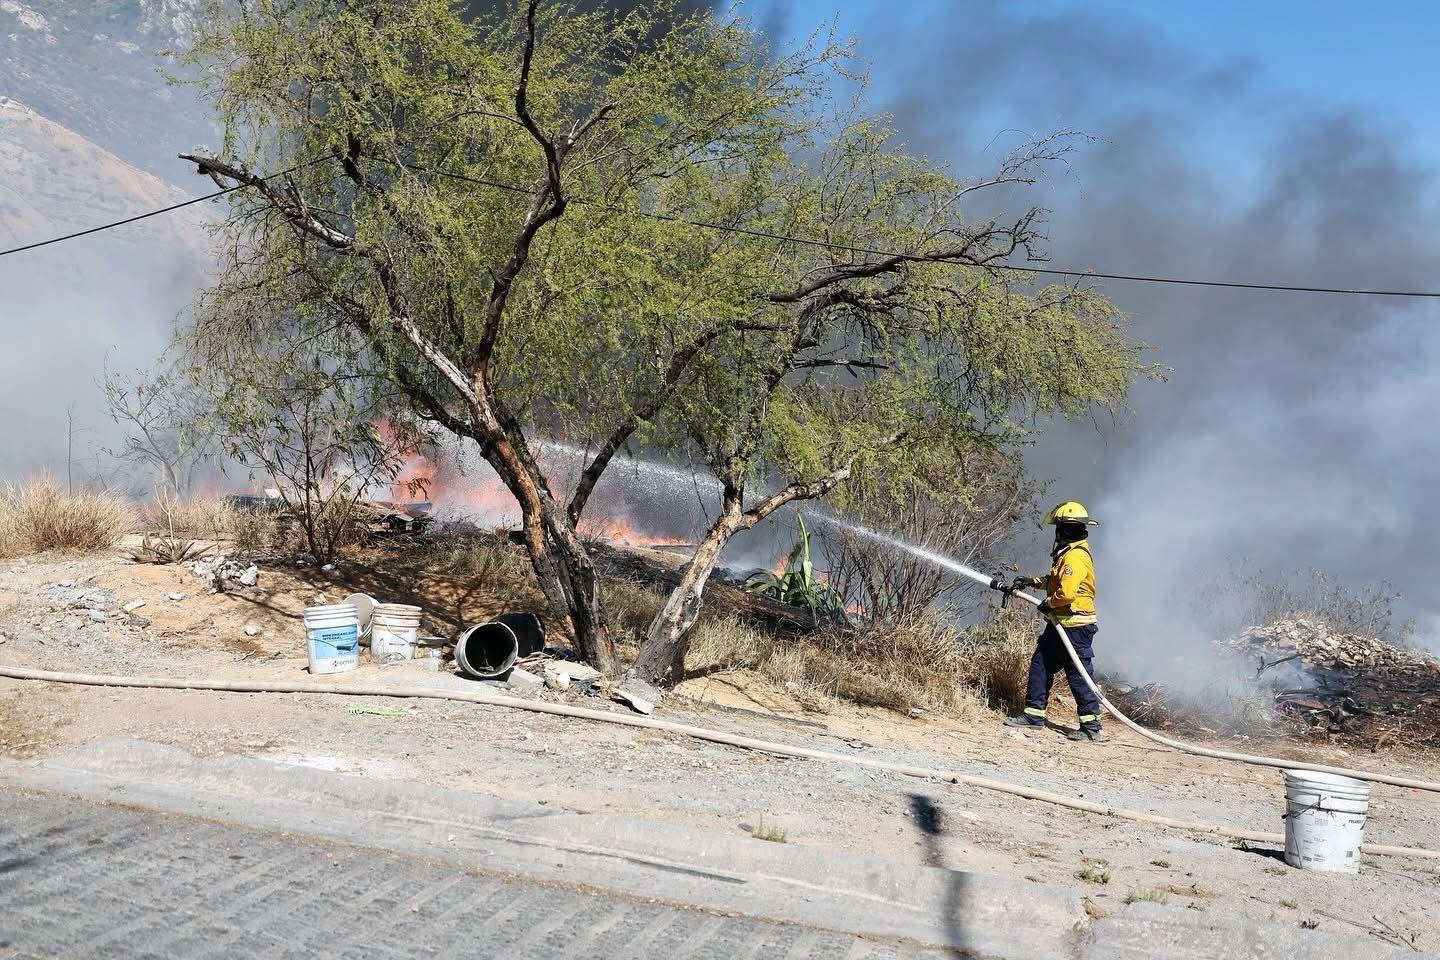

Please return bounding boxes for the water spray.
[818,516,1440,794]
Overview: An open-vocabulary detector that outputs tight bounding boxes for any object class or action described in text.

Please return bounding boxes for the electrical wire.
[425,167,1440,299]
[0,157,320,260]
[4,159,1440,299]
[0,187,235,258]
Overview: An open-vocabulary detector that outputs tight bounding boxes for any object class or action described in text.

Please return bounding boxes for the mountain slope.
[0,96,209,263]
[0,0,211,180]
[0,96,211,481]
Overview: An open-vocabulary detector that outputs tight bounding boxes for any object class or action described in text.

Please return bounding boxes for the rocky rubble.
[1216,618,1439,676]
[185,556,259,590]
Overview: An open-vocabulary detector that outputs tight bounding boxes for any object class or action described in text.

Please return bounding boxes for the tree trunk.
[539,510,617,674]
[630,504,741,684]
[490,434,619,676]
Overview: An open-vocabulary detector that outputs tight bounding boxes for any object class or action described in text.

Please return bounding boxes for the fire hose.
[977,576,1440,794]
[0,662,1436,860]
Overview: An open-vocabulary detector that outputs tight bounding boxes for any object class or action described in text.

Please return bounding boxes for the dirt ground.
[4,543,1440,950]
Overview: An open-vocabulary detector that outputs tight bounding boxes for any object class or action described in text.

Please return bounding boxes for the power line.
[0,157,320,260]
[424,167,1440,299]
[0,186,234,258]
[5,159,1440,300]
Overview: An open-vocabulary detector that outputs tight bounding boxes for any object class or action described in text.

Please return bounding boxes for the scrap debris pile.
[1218,619,1439,675]
[224,494,434,539]
[1213,618,1440,743]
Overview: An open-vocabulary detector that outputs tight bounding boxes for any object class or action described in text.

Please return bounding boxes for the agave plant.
[126,533,211,565]
[744,514,848,624]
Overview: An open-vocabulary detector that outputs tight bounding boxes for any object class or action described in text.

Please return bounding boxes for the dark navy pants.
[1023,623,1101,727]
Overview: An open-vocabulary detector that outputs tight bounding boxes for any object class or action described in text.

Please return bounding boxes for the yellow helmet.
[1043,500,1099,526]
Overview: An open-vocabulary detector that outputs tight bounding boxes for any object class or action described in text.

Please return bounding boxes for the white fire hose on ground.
[0,660,1437,860]
[976,574,1440,795]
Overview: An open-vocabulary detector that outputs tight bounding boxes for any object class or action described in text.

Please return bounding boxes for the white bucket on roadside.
[371,603,422,662]
[1283,769,1371,873]
[302,602,359,674]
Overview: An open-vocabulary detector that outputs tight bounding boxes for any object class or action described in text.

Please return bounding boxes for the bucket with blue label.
[302,602,359,674]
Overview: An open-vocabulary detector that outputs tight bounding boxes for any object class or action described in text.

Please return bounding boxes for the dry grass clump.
[432,529,532,581]
[593,573,1023,718]
[425,529,541,609]
[601,578,668,650]
[954,608,1036,713]
[0,478,133,556]
[678,608,994,718]
[138,492,231,538]
[137,491,282,552]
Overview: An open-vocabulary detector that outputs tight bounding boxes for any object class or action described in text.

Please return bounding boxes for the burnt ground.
[4,539,1440,948]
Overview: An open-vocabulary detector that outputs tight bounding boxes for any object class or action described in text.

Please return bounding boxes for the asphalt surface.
[0,791,943,960]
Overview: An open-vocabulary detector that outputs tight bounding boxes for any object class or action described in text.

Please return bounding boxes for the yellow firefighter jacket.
[1044,540,1097,626]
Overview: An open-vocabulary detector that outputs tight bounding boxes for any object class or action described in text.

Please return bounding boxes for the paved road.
[0,792,940,960]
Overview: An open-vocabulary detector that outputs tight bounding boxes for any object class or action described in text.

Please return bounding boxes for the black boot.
[1066,725,1106,742]
[1004,715,1045,728]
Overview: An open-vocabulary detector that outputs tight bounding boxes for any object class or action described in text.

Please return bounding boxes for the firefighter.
[992,501,1104,741]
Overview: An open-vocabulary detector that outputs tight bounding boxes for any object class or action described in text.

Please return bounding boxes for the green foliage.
[179,0,841,467]
[744,515,847,622]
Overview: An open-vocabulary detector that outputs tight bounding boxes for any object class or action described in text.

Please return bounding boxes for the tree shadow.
[908,793,970,952]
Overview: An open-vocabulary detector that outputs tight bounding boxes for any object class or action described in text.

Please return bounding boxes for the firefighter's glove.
[1035,600,1053,616]
[1012,576,1039,594]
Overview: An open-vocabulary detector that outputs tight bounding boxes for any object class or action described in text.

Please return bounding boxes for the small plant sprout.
[750,815,788,844]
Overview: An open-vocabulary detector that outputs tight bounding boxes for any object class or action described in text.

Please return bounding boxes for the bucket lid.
[1283,769,1371,793]
[344,593,376,630]
[304,602,358,616]
[373,603,422,615]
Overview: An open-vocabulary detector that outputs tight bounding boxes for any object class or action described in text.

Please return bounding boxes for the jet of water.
[809,514,1000,588]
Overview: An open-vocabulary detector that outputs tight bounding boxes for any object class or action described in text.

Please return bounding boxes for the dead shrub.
[1196,566,1412,644]
[226,508,281,551]
[822,452,1036,626]
[955,607,1036,713]
[137,491,282,552]
[678,609,988,718]
[0,478,133,556]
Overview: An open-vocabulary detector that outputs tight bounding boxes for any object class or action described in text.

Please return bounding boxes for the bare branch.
[739,429,906,527]
[568,326,727,522]
[180,153,352,249]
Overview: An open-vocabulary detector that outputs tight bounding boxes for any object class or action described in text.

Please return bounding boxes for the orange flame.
[372,418,675,546]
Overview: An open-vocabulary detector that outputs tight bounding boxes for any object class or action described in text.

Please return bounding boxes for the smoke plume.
[841,3,1440,669]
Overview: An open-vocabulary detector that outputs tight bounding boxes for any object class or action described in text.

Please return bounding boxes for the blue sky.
[753,0,1440,168]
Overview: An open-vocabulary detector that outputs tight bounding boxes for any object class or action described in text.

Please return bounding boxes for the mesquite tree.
[627,121,1160,683]
[179,0,840,672]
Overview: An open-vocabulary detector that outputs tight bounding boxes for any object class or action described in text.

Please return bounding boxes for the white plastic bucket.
[344,592,376,646]
[371,603,422,662]
[303,602,359,674]
[1283,769,1371,873]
